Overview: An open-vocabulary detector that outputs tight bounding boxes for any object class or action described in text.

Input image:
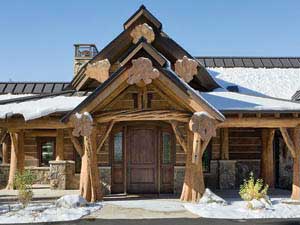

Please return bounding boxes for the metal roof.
[196,57,300,68]
[0,82,70,94]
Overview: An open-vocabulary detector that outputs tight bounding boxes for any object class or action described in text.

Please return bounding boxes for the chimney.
[74,44,98,76]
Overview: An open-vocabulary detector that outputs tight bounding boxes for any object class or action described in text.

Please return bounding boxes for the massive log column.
[261,129,275,188]
[69,113,114,202]
[180,112,216,202]
[280,127,300,200]
[80,127,101,202]
[6,131,24,190]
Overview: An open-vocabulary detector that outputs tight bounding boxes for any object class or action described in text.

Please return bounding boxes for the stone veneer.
[49,160,75,190]
[0,164,50,189]
[173,159,263,193]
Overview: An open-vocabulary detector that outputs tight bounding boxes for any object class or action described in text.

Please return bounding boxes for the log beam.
[95,110,191,123]
[170,121,187,153]
[220,128,229,160]
[68,129,83,157]
[55,129,64,161]
[96,121,115,153]
[218,118,300,128]
[261,128,275,188]
[280,128,296,158]
[0,118,70,129]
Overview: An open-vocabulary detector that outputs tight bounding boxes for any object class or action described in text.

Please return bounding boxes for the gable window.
[37,137,56,166]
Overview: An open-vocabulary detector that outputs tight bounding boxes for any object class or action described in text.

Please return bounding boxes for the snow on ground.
[184,190,300,219]
[0,96,86,121]
[0,195,102,224]
[106,199,185,212]
[207,67,300,100]
[201,91,300,111]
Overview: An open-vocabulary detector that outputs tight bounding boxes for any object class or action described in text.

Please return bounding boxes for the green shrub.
[239,172,269,202]
[14,170,36,208]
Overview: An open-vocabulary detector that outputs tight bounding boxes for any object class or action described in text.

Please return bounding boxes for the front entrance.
[127,126,158,193]
[111,122,174,194]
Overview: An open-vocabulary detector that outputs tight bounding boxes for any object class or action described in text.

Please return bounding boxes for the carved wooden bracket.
[130,23,155,44]
[127,57,159,87]
[175,56,198,83]
[189,112,216,164]
[71,112,94,137]
[86,59,111,83]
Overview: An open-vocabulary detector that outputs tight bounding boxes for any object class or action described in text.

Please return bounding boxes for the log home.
[1,5,300,202]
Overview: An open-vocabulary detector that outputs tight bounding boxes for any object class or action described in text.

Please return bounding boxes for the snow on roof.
[0,95,86,121]
[0,94,34,101]
[201,91,300,112]
[207,67,300,100]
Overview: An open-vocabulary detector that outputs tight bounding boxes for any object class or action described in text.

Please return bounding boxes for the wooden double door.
[111,123,174,194]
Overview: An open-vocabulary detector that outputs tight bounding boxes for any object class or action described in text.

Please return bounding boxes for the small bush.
[239,172,269,203]
[14,170,36,208]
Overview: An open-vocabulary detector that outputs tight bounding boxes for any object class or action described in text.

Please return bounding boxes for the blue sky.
[0,0,299,82]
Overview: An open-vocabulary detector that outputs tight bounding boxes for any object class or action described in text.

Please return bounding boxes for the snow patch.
[208,67,300,100]
[0,96,86,121]
[184,197,300,219]
[0,196,102,224]
[55,195,87,208]
[199,189,227,205]
[200,91,300,111]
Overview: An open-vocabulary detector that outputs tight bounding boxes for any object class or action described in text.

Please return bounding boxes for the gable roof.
[196,57,300,68]
[62,53,225,123]
[70,6,219,92]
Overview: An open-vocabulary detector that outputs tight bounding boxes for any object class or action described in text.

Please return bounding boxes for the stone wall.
[0,164,50,188]
[173,159,261,193]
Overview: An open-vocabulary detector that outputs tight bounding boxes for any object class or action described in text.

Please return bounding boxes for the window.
[113,132,123,162]
[38,137,55,166]
[162,132,172,164]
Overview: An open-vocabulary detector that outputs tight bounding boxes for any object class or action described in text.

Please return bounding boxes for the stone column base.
[49,160,75,190]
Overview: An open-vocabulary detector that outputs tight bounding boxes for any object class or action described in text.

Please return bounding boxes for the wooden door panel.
[127,126,158,193]
[130,168,155,183]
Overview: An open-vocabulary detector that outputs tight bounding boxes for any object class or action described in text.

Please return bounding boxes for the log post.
[6,131,24,189]
[2,135,10,164]
[80,126,102,202]
[55,129,64,161]
[280,127,300,200]
[70,112,102,202]
[180,112,216,202]
[220,128,229,160]
[261,129,275,188]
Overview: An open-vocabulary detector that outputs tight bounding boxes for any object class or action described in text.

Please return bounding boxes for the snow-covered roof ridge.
[207,67,300,100]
